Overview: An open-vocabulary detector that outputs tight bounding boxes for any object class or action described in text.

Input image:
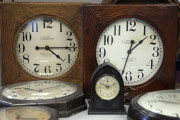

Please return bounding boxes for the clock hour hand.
[130,36,148,51]
[41,84,64,91]
[45,46,64,62]
[122,40,134,75]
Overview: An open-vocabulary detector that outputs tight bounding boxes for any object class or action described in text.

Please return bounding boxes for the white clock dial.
[15,17,78,78]
[137,90,180,118]
[2,80,77,100]
[96,18,164,86]
[95,76,120,100]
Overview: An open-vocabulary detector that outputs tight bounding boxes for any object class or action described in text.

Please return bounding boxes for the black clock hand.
[122,40,134,75]
[45,46,64,62]
[36,46,77,50]
[130,36,148,51]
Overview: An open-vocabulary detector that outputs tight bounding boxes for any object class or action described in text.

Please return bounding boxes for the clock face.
[2,80,77,100]
[137,90,180,118]
[0,107,51,120]
[95,76,120,100]
[15,17,78,78]
[96,18,164,86]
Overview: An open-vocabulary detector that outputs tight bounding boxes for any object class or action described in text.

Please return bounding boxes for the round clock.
[0,80,87,117]
[96,18,163,86]
[0,106,58,120]
[15,16,78,78]
[95,75,120,100]
[2,80,77,100]
[88,63,125,114]
[128,90,180,120]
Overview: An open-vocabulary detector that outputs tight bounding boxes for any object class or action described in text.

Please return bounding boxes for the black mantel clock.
[88,63,126,114]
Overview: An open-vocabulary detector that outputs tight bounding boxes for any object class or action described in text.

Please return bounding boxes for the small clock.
[0,2,83,87]
[88,63,126,114]
[128,90,180,120]
[0,80,87,117]
[0,106,59,120]
[83,4,178,99]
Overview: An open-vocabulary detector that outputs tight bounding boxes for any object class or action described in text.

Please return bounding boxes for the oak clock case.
[88,63,126,114]
[0,106,59,120]
[0,80,87,117]
[0,2,83,87]
[83,4,178,99]
[128,90,180,120]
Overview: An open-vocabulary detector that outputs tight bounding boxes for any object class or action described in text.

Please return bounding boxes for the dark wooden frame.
[83,4,178,99]
[0,2,83,87]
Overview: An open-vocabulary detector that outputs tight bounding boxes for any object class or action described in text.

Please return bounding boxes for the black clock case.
[88,63,126,114]
[128,94,180,120]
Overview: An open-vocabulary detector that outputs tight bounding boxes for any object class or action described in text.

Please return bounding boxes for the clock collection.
[0,1,179,118]
[83,4,178,100]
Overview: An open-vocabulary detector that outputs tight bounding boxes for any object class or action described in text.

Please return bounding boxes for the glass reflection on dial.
[2,80,77,100]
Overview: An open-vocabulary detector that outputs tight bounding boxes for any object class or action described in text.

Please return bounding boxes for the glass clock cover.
[15,17,78,78]
[2,80,77,100]
[96,18,164,86]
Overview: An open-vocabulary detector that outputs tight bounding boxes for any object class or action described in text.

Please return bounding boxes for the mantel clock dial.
[128,90,180,120]
[83,4,178,99]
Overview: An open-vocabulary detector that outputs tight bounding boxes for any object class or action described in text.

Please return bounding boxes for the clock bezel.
[83,4,178,99]
[128,90,180,120]
[13,15,79,79]
[95,75,121,101]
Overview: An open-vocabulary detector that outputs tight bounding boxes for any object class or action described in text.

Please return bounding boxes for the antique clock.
[83,4,178,99]
[0,80,87,117]
[0,106,59,120]
[0,2,83,87]
[88,63,126,114]
[128,90,180,120]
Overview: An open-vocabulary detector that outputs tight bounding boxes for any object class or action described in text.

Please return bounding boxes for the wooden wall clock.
[83,4,178,100]
[0,2,83,87]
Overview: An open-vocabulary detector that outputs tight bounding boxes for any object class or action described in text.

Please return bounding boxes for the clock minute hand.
[122,40,134,75]
[23,87,42,92]
[45,46,64,62]
[131,36,148,51]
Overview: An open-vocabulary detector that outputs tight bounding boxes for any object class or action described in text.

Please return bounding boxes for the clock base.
[59,102,87,117]
[88,105,126,115]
